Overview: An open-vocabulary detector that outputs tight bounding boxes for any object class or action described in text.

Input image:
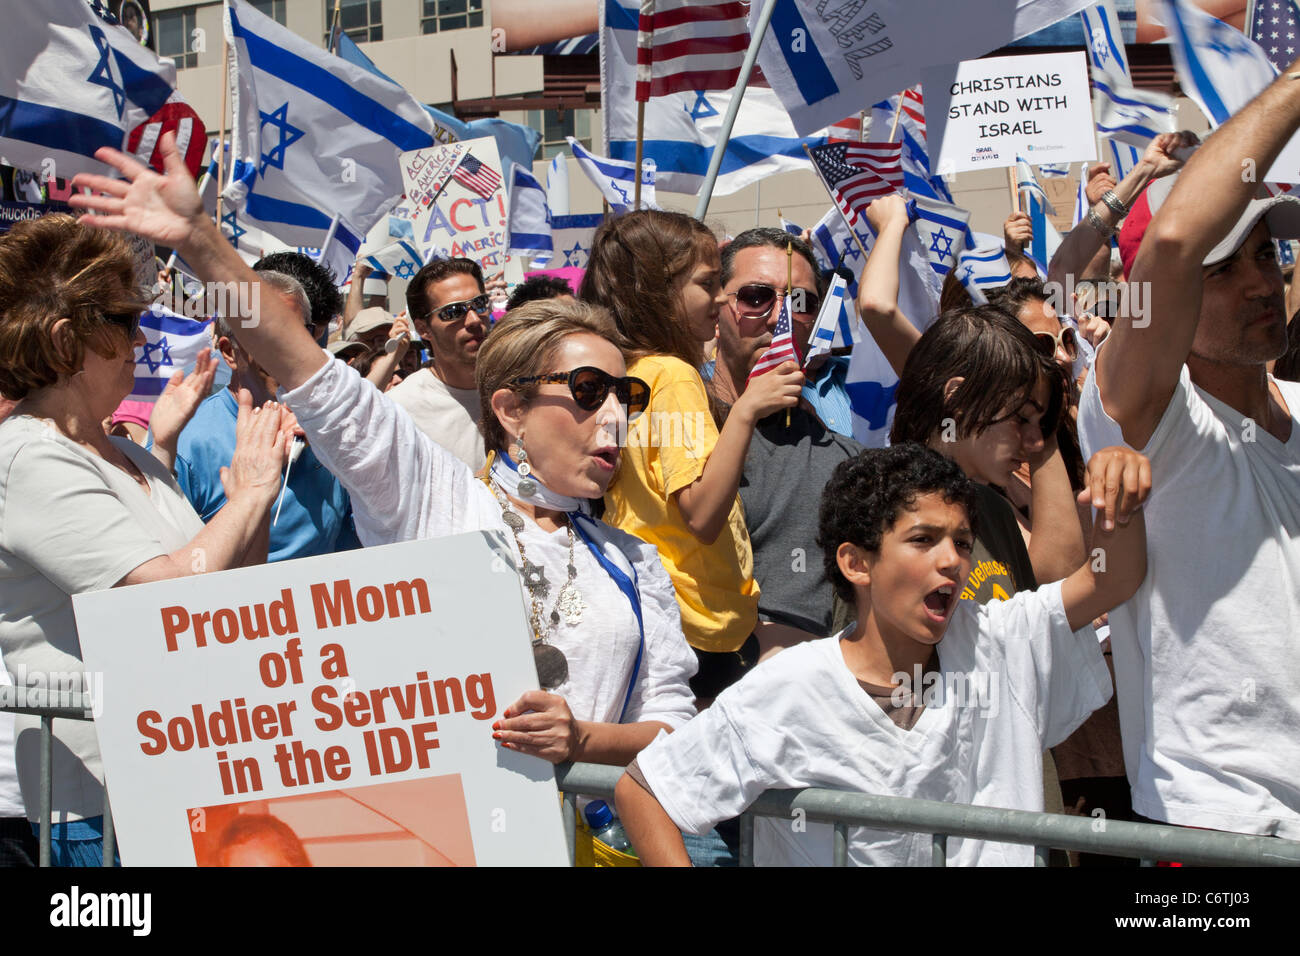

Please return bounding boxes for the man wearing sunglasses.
[388,257,491,470]
[711,228,865,640]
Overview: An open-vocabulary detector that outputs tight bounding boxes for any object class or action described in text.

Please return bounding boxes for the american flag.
[827,114,865,143]
[1248,0,1300,70]
[635,0,749,101]
[748,294,799,382]
[452,153,502,199]
[808,142,904,225]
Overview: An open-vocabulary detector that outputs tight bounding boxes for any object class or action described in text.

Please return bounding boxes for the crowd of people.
[0,62,1298,868]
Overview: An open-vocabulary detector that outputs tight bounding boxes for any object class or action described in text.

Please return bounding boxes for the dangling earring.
[515,434,538,496]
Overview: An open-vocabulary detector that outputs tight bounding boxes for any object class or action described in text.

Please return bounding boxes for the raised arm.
[856,194,921,377]
[1048,135,1197,291]
[69,135,327,392]
[341,259,372,336]
[1100,66,1300,448]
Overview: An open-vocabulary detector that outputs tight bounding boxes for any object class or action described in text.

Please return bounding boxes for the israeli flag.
[507,165,553,261]
[805,274,855,366]
[910,196,971,279]
[358,239,425,283]
[547,154,570,217]
[128,306,215,403]
[1156,0,1278,127]
[845,335,900,449]
[779,215,804,238]
[809,208,875,283]
[568,137,656,213]
[221,0,435,252]
[0,0,203,180]
[1026,190,1062,278]
[956,232,1013,305]
[1093,79,1177,148]
[1015,157,1055,216]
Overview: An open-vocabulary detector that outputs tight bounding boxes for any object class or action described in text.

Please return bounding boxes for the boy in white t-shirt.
[616,443,1151,866]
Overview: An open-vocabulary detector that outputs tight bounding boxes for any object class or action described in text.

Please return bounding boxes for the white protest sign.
[925,51,1096,175]
[73,532,568,866]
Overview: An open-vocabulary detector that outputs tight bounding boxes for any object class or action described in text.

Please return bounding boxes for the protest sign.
[72,532,569,866]
[924,52,1096,175]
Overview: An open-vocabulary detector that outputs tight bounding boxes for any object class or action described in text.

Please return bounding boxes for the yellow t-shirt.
[603,355,759,653]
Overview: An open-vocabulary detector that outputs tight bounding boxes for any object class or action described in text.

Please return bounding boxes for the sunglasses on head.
[435,293,492,322]
[727,283,820,318]
[1032,326,1078,361]
[102,310,142,340]
[510,366,651,419]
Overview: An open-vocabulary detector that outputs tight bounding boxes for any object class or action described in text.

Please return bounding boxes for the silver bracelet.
[1086,208,1116,239]
[1100,189,1129,217]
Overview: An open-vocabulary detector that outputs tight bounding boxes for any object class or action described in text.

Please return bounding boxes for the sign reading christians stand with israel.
[925,51,1096,175]
[72,533,568,866]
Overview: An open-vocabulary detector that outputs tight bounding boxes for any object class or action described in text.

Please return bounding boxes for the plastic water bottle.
[584,800,636,856]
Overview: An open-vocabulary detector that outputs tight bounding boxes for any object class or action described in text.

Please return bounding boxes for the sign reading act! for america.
[73,533,567,866]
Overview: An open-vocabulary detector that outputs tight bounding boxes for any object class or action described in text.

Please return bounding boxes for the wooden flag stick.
[888,91,906,142]
[859,109,867,143]
[634,101,646,209]
[1007,166,1020,215]
[785,240,793,428]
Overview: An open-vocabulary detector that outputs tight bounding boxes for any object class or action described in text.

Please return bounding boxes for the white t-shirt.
[282,359,697,729]
[637,581,1110,866]
[0,647,21,817]
[0,416,204,820]
[387,367,485,472]
[1078,355,1300,836]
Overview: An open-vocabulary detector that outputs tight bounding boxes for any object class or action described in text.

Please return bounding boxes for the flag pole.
[801,143,871,263]
[887,91,906,142]
[693,0,780,220]
[785,239,793,428]
[215,27,230,226]
[859,109,867,143]
[320,213,341,266]
[1007,166,1020,215]
[328,0,343,53]
[634,101,646,209]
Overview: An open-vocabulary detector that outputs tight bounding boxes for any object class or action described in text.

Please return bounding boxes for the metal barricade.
[0,700,115,867]
[554,762,1300,867]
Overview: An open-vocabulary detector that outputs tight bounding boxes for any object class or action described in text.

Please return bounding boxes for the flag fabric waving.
[910,196,972,279]
[748,294,799,381]
[128,306,215,403]
[808,142,904,225]
[956,232,1013,304]
[635,0,749,100]
[867,89,953,202]
[1015,157,1056,216]
[0,0,207,181]
[507,165,553,261]
[1247,0,1300,72]
[569,136,657,212]
[221,0,435,251]
[1157,0,1278,128]
[804,273,852,366]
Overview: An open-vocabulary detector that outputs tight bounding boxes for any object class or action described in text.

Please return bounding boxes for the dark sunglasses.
[726,283,820,318]
[1032,326,1078,361]
[102,310,142,340]
[435,293,492,322]
[510,366,650,419]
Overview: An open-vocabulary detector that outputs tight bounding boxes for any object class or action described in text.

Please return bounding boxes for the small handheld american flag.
[748,294,799,383]
[452,153,502,199]
[807,141,903,226]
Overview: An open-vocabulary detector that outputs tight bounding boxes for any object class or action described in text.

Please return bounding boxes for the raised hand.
[1078,446,1152,532]
[1143,130,1201,179]
[149,349,218,466]
[1085,163,1118,206]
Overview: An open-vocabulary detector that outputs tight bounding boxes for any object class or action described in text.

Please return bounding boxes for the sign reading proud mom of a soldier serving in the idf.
[400,136,522,284]
[925,51,1096,175]
[71,532,568,866]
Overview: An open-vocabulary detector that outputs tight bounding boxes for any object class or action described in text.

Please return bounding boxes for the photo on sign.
[190,773,475,867]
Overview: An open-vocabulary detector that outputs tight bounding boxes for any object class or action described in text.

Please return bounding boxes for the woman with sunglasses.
[581,210,805,702]
[0,213,292,865]
[68,139,698,772]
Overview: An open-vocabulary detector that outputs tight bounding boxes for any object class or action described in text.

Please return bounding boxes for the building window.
[327,0,382,44]
[421,0,484,34]
[154,7,198,69]
[526,109,592,160]
[247,0,287,24]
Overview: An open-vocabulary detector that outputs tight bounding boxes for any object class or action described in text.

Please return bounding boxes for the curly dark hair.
[817,444,980,604]
[252,251,344,334]
[506,275,572,312]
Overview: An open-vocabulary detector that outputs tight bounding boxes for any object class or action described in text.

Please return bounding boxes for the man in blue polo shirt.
[175,270,359,561]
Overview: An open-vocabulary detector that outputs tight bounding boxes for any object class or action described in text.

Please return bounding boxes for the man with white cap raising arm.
[1078,62,1300,837]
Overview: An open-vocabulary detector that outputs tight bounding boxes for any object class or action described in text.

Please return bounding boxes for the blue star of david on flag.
[222,211,247,248]
[961,263,975,282]
[1204,37,1238,59]
[609,181,631,205]
[563,241,586,267]
[140,336,173,374]
[87,25,126,119]
[395,261,416,280]
[929,228,954,262]
[259,103,304,176]
[687,92,719,121]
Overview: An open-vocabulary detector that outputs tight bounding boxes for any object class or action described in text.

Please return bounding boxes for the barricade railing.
[0,700,114,867]
[7,700,1297,868]
[554,762,1300,867]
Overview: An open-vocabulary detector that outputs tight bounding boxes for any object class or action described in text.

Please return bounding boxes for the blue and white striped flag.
[568,137,656,213]
[1015,157,1056,216]
[128,306,214,403]
[357,239,424,283]
[808,208,874,283]
[779,215,804,239]
[956,232,1013,305]
[507,165,553,261]
[1081,0,1176,150]
[221,0,435,252]
[1157,0,1278,128]
[910,195,971,279]
[547,154,570,217]
[1026,190,1061,277]
[1036,162,1072,178]
[804,273,855,367]
[0,0,207,181]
